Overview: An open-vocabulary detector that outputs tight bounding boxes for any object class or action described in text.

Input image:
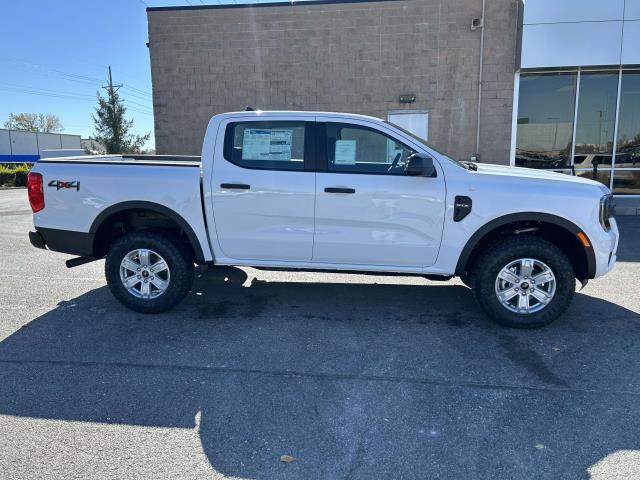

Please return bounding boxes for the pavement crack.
[0,357,638,397]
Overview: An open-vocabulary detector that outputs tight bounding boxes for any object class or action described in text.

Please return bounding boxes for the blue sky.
[1,0,162,147]
[1,0,313,150]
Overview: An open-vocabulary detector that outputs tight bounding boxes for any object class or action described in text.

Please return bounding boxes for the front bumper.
[591,218,619,278]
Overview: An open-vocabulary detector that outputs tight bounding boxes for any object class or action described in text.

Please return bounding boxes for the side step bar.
[65,257,98,269]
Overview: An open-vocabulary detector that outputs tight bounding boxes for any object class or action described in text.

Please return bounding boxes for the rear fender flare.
[89,201,205,262]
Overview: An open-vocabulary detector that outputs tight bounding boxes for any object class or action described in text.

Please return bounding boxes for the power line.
[0,86,153,115]
[121,84,152,99]
[103,67,154,116]
[104,67,152,94]
[123,84,152,97]
[0,61,154,119]
[122,91,152,103]
[0,85,95,102]
[50,69,104,84]
[124,103,154,115]
[0,81,153,115]
[0,81,95,99]
[127,109,154,116]
[137,0,149,6]
[5,60,104,88]
[5,58,153,96]
[103,67,152,111]
[125,99,154,111]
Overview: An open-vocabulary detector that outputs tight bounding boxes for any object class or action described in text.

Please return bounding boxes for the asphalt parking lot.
[0,188,639,479]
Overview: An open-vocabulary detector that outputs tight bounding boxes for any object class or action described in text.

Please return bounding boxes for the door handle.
[220,183,251,190]
[324,187,356,194]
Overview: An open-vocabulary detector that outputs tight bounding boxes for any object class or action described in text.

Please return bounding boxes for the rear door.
[210,117,316,262]
[313,118,446,268]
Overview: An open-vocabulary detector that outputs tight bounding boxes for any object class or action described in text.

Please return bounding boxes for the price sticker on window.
[334,140,356,165]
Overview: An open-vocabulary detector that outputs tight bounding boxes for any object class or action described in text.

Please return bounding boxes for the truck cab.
[203,112,446,270]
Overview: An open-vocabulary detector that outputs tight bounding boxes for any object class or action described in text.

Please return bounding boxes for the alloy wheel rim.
[119,249,171,299]
[494,258,556,314]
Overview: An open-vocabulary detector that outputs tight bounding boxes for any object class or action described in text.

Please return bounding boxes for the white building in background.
[0,129,81,162]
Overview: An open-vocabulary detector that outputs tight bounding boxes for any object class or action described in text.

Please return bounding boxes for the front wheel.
[105,232,194,314]
[470,236,575,328]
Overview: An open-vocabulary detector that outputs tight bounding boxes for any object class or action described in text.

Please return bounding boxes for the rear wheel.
[105,232,194,313]
[470,236,575,328]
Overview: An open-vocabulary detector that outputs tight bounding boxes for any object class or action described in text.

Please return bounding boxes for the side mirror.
[406,153,437,177]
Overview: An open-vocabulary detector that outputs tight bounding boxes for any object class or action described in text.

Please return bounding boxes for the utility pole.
[105,66,123,93]
[103,66,123,148]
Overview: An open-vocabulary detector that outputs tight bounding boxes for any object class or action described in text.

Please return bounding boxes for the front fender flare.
[454,212,596,279]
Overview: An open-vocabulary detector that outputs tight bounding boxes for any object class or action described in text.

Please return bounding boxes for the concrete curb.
[0,187,26,190]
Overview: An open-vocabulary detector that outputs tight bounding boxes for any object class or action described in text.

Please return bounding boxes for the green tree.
[91,68,150,154]
[4,113,63,132]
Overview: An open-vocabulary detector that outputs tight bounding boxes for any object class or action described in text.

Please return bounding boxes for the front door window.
[325,123,416,175]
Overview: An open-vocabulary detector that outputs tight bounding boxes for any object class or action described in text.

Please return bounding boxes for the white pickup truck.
[27,111,619,328]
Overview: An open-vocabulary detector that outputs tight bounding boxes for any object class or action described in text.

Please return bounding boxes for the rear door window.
[224,121,307,171]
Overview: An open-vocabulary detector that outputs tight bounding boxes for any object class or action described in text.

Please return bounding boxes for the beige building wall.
[147,0,519,163]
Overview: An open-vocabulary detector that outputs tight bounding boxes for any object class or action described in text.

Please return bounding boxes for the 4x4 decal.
[48,180,80,191]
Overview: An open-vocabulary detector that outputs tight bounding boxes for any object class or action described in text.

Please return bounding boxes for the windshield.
[384,121,466,169]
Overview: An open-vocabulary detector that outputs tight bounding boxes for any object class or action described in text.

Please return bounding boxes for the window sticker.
[269,129,293,161]
[242,128,293,161]
[242,129,271,160]
[334,140,356,165]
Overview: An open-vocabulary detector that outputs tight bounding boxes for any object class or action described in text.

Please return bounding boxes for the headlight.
[599,194,615,231]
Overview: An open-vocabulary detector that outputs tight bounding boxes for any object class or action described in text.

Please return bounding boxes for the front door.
[211,119,315,262]
[313,119,446,268]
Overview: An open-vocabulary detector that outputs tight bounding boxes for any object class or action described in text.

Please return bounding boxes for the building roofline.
[147,0,406,12]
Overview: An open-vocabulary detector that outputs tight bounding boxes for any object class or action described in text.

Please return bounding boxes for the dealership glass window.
[613,71,640,194]
[574,168,612,186]
[611,170,640,194]
[574,72,618,161]
[515,73,577,169]
[555,168,612,185]
[516,69,640,194]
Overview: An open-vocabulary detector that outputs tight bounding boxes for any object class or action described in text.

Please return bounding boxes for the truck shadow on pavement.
[615,217,640,262]
[0,267,639,479]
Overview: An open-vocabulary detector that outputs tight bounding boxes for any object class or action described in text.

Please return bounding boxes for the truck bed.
[31,153,212,262]
[37,154,201,167]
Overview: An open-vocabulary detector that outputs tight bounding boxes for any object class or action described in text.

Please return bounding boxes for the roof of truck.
[214,110,385,122]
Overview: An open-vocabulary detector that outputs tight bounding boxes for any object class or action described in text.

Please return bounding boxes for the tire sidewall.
[473,237,575,328]
[105,232,193,314]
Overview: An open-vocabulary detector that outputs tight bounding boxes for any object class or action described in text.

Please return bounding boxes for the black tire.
[105,232,194,314]
[470,235,575,329]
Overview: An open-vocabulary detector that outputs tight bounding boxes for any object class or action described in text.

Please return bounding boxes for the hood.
[473,163,604,188]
